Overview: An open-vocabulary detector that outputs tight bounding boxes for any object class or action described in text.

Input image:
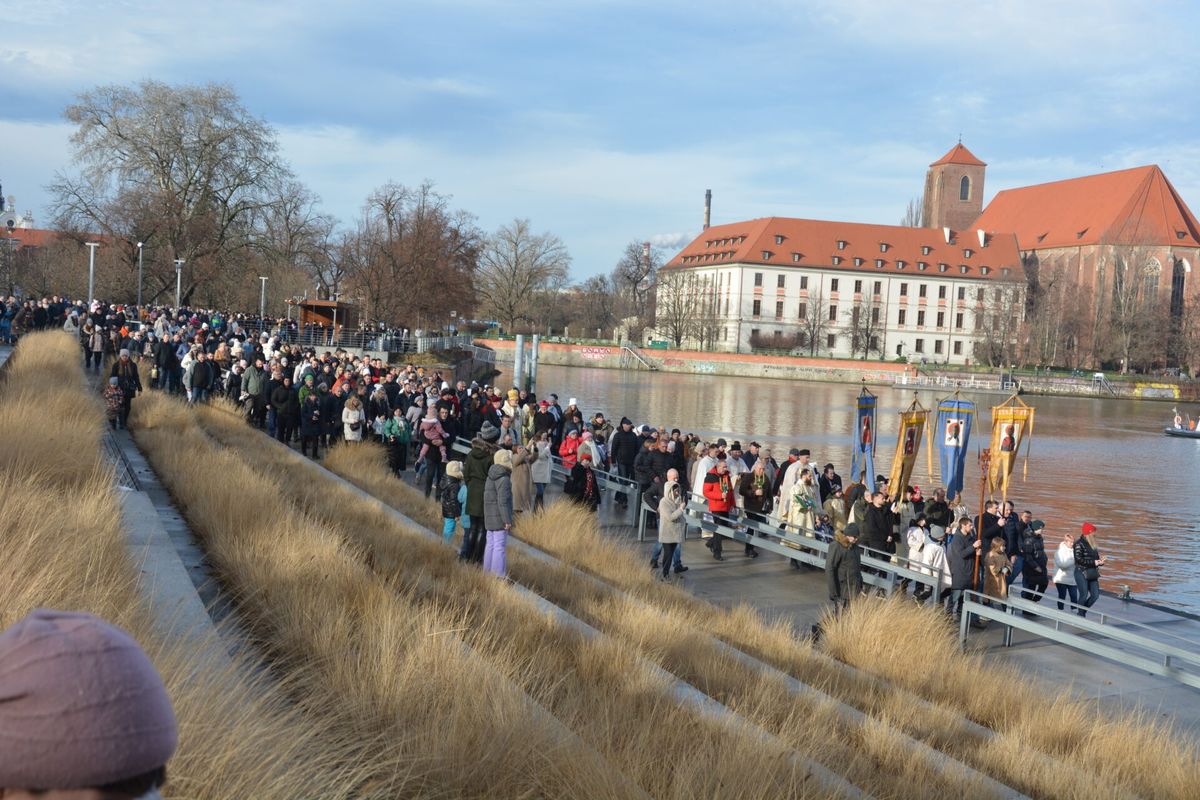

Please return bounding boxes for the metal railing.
[227,321,475,355]
[960,589,1200,690]
[449,436,641,497]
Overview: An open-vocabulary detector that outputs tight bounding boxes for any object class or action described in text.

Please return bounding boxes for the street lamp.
[136,242,144,307]
[258,276,268,321]
[173,259,185,310]
[85,242,100,306]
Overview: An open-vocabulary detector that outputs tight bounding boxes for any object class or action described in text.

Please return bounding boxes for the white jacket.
[921,536,952,587]
[1053,542,1076,585]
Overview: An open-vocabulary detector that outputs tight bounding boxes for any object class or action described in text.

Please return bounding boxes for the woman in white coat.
[529,431,553,511]
[342,395,365,442]
[1053,531,1078,611]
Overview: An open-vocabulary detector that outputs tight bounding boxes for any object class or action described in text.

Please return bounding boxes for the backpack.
[440,478,463,518]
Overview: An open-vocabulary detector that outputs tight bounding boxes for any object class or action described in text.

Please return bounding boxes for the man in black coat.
[609,417,640,507]
[109,349,142,429]
[861,492,896,556]
[270,376,300,444]
[818,463,843,506]
[948,517,984,626]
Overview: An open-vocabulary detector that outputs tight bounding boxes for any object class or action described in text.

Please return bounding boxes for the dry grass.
[306,420,1200,800]
[141,394,855,799]
[0,332,373,800]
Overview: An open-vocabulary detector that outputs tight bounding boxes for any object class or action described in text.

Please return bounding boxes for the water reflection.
[498,365,1200,611]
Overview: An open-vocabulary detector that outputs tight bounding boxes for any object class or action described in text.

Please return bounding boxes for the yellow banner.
[987,397,1035,500]
[887,400,929,498]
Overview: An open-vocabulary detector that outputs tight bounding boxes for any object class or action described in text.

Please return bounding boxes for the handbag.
[1083,566,1100,581]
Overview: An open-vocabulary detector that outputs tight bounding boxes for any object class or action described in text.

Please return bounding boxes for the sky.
[4,0,1200,279]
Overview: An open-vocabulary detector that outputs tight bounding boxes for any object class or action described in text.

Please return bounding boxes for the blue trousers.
[651,540,683,570]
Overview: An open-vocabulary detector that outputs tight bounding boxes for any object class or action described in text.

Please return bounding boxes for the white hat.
[568,397,577,406]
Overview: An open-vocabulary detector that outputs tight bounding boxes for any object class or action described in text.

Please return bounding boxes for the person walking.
[342,394,365,443]
[109,348,142,429]
[610,417,639,507]
[441,460,466,544]
[483,448,514,577]
[384,406,411,474]
[1020,519,1049,605]
[983,536,1010,603]
[460,422,500,563]
[1052,531,1079,611]
[826,522,864,613]
[656,471,687,580]
[702,457,737,561]
[299,391,323,459]
[530,432,552,511]
[511,442,539,514]
[948,517,984,626]
[1073,522,1105,617]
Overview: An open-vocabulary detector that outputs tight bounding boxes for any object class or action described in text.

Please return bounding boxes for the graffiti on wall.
[580,347,612,361]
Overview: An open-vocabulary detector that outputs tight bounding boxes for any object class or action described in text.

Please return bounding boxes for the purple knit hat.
[0,609,178,790]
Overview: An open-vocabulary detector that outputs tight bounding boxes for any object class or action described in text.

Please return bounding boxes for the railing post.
[637,503,647,542]
[959,599,970,650]
[1003,604,1014,648]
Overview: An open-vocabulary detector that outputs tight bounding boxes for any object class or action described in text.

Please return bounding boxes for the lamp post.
[85,242,99,306]
[136,242,144,307]
[258,276,268,321]
[174,259,185,310]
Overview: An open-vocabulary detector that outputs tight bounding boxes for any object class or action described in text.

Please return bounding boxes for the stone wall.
[478,339,912,385]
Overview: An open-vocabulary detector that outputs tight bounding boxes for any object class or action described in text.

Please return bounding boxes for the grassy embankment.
[194,401,997,799]
[0,332,374,799]
[311,430,1200,800]
[137,392,859,800]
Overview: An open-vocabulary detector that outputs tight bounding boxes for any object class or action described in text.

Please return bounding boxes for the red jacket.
[703,468,736,513]
[559,436,580,470]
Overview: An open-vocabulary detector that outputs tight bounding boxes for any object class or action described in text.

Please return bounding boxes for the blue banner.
[935,397,975,500]
[849,389,876,487]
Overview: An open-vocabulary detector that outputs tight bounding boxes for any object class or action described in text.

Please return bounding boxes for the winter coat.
[465,438,499,518]
[984,550,1009,599]
[610,427,640,466]
[319,392,340,435]
[1020,528,1048,576]
[242,364,266,397]
[1053,542,1076,586]
[1073,536,1102,580]
[823,496,848,534]
[483,463,514,530]
[826,530,863,604]
[511,447,538,512]
[384,416,411,445]
[530,441,552,484]
[920,534,952,588]
[738,471,773,516]
[342,405,365,441]
[558,436,580,470]
[656,480,686,544]
[271,385,300,418]
[441,477,464,519]
[787,478,820,533]
[110,359,142,396]
[300,397,323,435]
[567,462,602,511]
[702,468,736,514]
[633,447,656,488]
[948,530,978,590]
[925,499,952,529]
[818,472,843,505]
[861,504,894,554]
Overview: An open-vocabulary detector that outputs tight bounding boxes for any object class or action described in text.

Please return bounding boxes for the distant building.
[659,217,1023,363]
[922,143,986,232]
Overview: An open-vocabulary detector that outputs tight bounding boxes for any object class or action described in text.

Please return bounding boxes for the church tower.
[921,143,986,231]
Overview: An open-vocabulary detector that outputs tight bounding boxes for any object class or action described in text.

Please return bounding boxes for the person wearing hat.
[441,460,467,544]
[773,448,814,518]
[1018,516,1049,605]
[566,448,602,512]
[826,522,864,613]
[460,421,501,564]
[1072,522,1105,617]
[0,609,178,798]
[102,376,124,430]
[591,412,614,444]
[483,448,515,576]
[609,417,640,508]
[558,428,581,471]
[109,347,142,429]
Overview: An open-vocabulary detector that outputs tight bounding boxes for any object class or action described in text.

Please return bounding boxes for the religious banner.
[849,386,876,487]
[886,396,929,497]
[935,394,975,501]
[987,394,1035,500]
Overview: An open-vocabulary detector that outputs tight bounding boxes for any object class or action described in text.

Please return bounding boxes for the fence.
[228,321,475,355]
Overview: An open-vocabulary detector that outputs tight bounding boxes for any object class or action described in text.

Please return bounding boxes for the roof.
[930,143,986,167]
[665,217,1022,280]
[0,228,59,249]
[972,165,1200,250]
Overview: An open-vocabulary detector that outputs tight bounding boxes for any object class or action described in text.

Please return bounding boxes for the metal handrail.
[959,590,1200,691]
[449,435,641,495]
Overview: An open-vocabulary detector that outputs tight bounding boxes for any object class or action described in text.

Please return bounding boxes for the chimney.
[943,226,952,244]
[703,189,712,230]
[977,229,987,248]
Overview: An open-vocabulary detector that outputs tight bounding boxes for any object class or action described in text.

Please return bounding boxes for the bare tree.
[1103,245,1169,373]
[901,197,923,228]
[1024,257,1085,369]
[475,219,570,331]
[652,269,696,348]
[611,241,663,334]
[565,275,619,338]
[848,297,886,359]
[50,81,293,306]
[797,288,830,356]
[973,281,1025,367]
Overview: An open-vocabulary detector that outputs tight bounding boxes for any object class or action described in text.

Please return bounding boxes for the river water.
[496,363,1200,612]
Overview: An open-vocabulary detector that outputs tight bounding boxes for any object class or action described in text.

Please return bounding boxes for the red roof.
[0,228,59,249]
[930,143,986,167]
[972,165,1200,250]
[666,217,1022,280]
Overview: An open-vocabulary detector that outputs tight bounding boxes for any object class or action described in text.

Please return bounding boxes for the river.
[495,363,1200,612]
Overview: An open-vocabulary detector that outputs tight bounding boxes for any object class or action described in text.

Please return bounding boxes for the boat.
[1164,427,1200,439]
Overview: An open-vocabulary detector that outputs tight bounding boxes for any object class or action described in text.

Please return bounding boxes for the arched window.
[959,175,971,201]
[1142,258,1162,306]
[1171,258,1187,319]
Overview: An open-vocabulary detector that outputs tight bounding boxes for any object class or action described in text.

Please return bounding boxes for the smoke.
[648,231,695,250]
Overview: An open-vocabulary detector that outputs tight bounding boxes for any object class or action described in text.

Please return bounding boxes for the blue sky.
[4,0,1199,278]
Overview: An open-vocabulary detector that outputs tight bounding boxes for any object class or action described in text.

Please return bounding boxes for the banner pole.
[974,448,990,591]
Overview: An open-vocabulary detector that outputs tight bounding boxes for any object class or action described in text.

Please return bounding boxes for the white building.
[656,217,1025,365]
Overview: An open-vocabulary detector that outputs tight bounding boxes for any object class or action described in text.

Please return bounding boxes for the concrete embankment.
[478,338,912,385]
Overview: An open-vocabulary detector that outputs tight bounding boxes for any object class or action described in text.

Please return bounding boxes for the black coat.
[862,504,894,553]
[633,448,656,489]
[948,531,978,590]
[271,385,300,418]
[827,532,863,603]
[300,399,323,435]
[610,428,641,467]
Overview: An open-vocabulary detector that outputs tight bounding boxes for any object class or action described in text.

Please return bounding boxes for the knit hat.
[0,610,177,790]
[119,348,130,358]
[579,450,593,461]
[480,421,500,442]
[1081,522,1097,535]
[493,448,513,468]
[108,376,119,386]
[445,460,464,479]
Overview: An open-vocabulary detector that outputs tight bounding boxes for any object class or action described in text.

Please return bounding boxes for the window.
[915,338,925,353]
[853,257,863,266]
[831,278,840,292]
[761,251,772,260]
[800,276,809,290]
[875,258,884,267]
[751,328,760,339]
[935,285,945,299]
[832,256,842,265]
[754,272,763,287]
[918,284,927,298]
[798,302,807,319]
[829,304,838,321]
[792,252,801,262]
[917,310,926,326]
[960,175,971,201]
[880,243,889,252]
[957,286,966,301]
[896,344,904,357]
[826,333,836,348]
[953,341,963,355]
[936,311,945,328]
[976,288,984,302]
[871,306,880,324]
[777,274,785,288]
[934,340,944,355]
[963,248,973,258]
[854,279,862,293]
[869,335,879,350]
[896,260,906,269]
[752,299,762,317]
[898,309,907,325]
[873,281,882,294]
[955,312,964,329]
[775,300,784,319]
[922,245,931,255]
[837,240,846,250]
[775,234,784,245]
[900,283,908,296]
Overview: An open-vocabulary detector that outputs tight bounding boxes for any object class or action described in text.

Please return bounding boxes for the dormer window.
[761,250,772,260]
[832,255,842,265]
[1001,267,1011,277]
[879,243,889,252]
[938,263,948,273]
[918,262,928,271]
[837,240,847,250]
[775,234,785,245]
[981,266,991,276]
[963,248,973,258]
[853,257,863,266]
[792,252,801,262]
[921,245,931,255]
[960,265,969,274]
[875,258,884,268]
[896,260,906,270]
